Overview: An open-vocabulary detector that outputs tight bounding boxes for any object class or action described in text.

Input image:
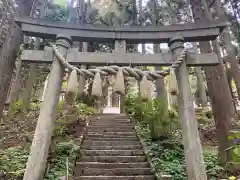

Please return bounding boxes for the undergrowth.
[45,141,80,180]
[125,94,230,180]
[136,124,226,180]
[0,99,96,180]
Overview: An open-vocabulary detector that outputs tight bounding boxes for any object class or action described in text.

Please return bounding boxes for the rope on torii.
[49,42,187,80]
[48,42,188,100]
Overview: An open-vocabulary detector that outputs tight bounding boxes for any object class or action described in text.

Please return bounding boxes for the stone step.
[74,115,156,180]
[87,129,134,133]
[75,175,156,180]
[75,168,153,176]
[87,127,135,131]
[85,137,138,141]
[82,150,144,156]
[82,145,143,150]
[90,119,130,123]
[87,125,134,128]
[75,162,150,169]
[86,132,136,136]
[82,140,141,147]
[80,156,146,163]
[89,122,132,126]
[85,134,138,139]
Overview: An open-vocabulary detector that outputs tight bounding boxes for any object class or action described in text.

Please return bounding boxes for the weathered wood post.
[101,81,109,110]
[168,36,207,180]
[23,35,72,180]
[115,40,126,113]
[108,86,113,107]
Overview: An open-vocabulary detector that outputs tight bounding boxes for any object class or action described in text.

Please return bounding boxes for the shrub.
[125,95,178,140]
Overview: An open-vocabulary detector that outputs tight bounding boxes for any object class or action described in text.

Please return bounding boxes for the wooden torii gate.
[15,16,225,180]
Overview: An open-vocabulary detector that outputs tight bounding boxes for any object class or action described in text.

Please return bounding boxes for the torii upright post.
[23,35,72,180]
[115,40,127,113]
[168,36,207,180]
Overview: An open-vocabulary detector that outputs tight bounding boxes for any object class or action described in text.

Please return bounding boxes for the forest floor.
[0,101,96,179]
[0,105,239,179]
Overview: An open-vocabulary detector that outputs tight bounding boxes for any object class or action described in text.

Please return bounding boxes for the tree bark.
[226,65,237,112]
[163,1,179,107]
[154,44,168,107]
[185,5,208,107]
[0,0,34,117]
[0,24,22,117]
[190,0,235,164]
[8,57,22,104]
[195,67,208,107]
[191,42,208,107]
[215,0,240,101]
[23,63,37,109]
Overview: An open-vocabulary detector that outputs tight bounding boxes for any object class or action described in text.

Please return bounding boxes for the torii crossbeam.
[15,16,226,43]
[20,46,218,66]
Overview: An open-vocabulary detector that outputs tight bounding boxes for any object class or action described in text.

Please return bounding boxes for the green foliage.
[8,99,27,116]
[125,94,178,140]
[54,118,68,137]
[136,125,226,180]
[74,102,97,116]
[57,100,65,112]
[46,141,80,180]
[228,131,240,163]
[95,0,133,26]
[125,94,145,122]
[75,93,93,107]
[0,147,29,179]
[1,99,95,179]
[48,101,96,179]
[45,4,67,21]
[136,124,187,180]
[126,94,228,179]
[204,149,225,179]
[147,98,177,140]
[30,102,41,111]
[55,141,80,157]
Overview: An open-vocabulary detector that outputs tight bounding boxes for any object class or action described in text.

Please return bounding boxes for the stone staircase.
[73,114,157,180]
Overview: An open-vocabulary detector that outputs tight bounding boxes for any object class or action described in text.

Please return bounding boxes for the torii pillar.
[169,36,207,180]
[114,40,126,113]
[23,35,72,180]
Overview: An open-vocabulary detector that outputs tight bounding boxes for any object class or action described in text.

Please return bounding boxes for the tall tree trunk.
[191,43,208,107]
[22,39,41,109]
[151,0,169,108]
[226,65,237,112]
[184,2,208,107]
[190,0,235,164]
[23,63,37,109]
[195,67,208,106]
[215,0,240,102]
[0,0,34,117]
[8,57,22,103]
[132,0,137,25]
[154,45,168,106]
[0,24,22,117]
[164,1,179,108]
